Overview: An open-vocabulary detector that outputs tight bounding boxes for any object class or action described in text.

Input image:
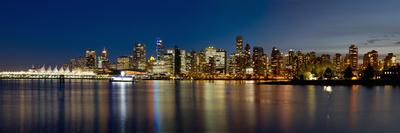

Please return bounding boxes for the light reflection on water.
[1,80,400,132]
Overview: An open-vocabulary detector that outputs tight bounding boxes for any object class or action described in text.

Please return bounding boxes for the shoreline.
[258,80,400,86]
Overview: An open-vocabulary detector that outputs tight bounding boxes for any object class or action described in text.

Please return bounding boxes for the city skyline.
[1,36,400,72]
[3,0,400,70]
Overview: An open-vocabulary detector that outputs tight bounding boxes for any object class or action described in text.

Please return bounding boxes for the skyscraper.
[333,53,343,75]
[235,35,243,54]
[363,50,378,69]
[288,49,295,66]
[349,44,358,70]
[271,47,282,77]
[156,38,165,60]
[321,54,331,64]
[204,46,227,74]
[85,49,96,69]
[133,43,146,71]
[253,46,267,77]
[244,43,252,68]
[98,47,110,69]
[116,56,131,70]
[384,53,396,69]
[228,35,246,76]
[173,46,183,77]
[186,50,197,73]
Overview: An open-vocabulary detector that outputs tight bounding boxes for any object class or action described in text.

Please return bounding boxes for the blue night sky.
[1,0,400,70]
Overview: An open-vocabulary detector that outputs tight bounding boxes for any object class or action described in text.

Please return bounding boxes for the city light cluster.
[2,35,400,80]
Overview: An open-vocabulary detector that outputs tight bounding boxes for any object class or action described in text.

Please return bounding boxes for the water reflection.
[1,80,400,132]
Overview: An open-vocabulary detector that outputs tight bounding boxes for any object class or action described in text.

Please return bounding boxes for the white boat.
[110,71,134,82]
[110,76,134,82]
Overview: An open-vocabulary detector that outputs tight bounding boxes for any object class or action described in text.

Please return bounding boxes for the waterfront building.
[0,65,104,79]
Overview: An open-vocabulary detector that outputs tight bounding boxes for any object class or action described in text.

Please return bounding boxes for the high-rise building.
[170,47,186,77]
[178,49,187,74]
[294,51,304,72]
[271,47,283,76]
[305,51,316,64]
[85,49,96,69]
[228,35,246,75]
[321,54,331,64]
[156,38,165,60]
[349,44,358,70]
[288,49,295,66]
[244,43,252,68]
[116,56,131,70]
[98,48,110,69]
[235,35,243,54]
[253,46,267,77]
[147,56,156,73]
[204,46,227,74]
[363,50,378,69]
[186,50,198,73]
[333,53,343,75]
[163,49,175,75]
[69,57,86,69]
[133,43,146,71]
[384,53,396,69]
[198,50,207,73]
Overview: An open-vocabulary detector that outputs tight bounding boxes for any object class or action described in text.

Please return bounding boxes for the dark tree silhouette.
[323,67,333,80]
[343,65,353,80]
[362,64,375,80]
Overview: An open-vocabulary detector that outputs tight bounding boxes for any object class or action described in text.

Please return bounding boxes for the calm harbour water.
[1,80,400,133]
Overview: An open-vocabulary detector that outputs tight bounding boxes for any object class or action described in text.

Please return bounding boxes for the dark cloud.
[366,39,386,44]
[394,41,400,45]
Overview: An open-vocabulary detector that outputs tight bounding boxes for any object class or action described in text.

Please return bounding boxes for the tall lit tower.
[253,47,267,77]
[349,44,358,70]
[235,35,243,54]
[85,49,96,69]
[100,47,108,59]
[271,47,282,76]
[333,53,343,75]
[156,38,165,60]
[98,47,109,69]
[363,50,378,69]
[133,43,146,70]
[244,43,252,68]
